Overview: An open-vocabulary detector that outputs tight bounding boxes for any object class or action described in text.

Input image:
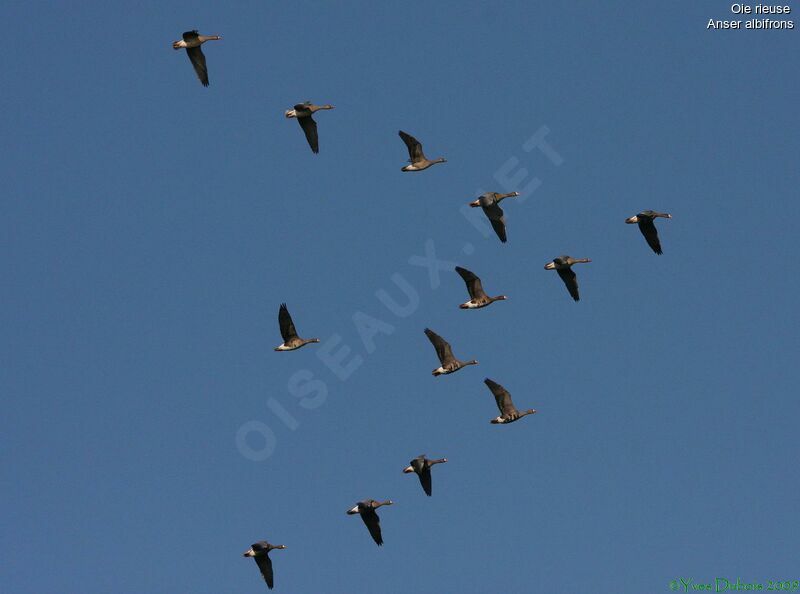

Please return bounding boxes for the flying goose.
[468,192,519,243]
[484,378,537,424]
[346,499,394,546]
[398,131,446,171]
[275,303,320,351]
[172,30,221,87]
[455,266,507,309]
[424,328,478,376]
[243,541,287,590]
[625,210,672,255]
[544,256,591,301]
[285,102,334,154]
[403,455,447,496]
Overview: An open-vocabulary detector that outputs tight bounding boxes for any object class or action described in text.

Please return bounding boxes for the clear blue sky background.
[2,2,798,593]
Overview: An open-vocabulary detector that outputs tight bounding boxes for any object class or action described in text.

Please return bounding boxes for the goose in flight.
[285,102,335,154]
[172,30,221,87]
[403,455,447,496]
[243,541,287,590]
[484,378,537,424]
[544,256,591,301]
[424,328,478,376]
[468,192,519,243]
[275,304,320,351]
[398,131,446,171]
[347,499,394,546]
[455,266,507,309]
[625,210,672,254]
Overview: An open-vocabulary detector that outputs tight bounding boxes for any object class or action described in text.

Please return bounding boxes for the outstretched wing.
[455,266,486,300]
[485,378,517,417]
[360,509,384,546]
[296,115,319,153]
[557,267,580,301]
[638,219,663,254]
[185,46,209,86]
[398,130,425,162]
[278,304,298,341]
[482,202,507,243]
[424,328,454,365]
[254,554,274,589]
[418,466,433,496]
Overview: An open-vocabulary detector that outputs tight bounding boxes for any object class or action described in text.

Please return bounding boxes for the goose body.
[398,131,446,171]
[424,328,478,376]
[484,378,537,424]
[275,303,320,351]
[544,255,591,301]
[455,266,507,309]
[403,455,447,496]
[468,192,519,243]
[172,30,221,87]
[346,499,393,545]
[285,102,334,154]
[243,541,287,590]
[625,210,672,254]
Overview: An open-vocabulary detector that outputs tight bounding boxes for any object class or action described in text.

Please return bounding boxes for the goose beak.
[403,465,414,473]
[468,199,480,207]
[625,216,638,224]
[544,262,556,270]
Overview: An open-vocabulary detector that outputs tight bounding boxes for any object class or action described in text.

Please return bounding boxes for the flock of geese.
[173,30,673,590]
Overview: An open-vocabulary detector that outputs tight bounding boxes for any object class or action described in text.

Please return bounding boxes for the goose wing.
[424,328,454,365]
[296,115,319,154]
[360,508,384,546]
[557,267,580,301]
[637,219,663,254]
[185,45,209,86]
[278,304,299,342]
[481,201,507,243]
[253,554,274,589]
[485,378,518,417]
[455,266,487,300]
[418,466,433,496]
[399,130,425,162]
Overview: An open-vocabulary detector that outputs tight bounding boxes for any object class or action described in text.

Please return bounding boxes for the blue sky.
[2,2,799,593]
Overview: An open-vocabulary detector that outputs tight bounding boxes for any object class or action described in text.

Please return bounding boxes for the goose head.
[284,109,297,119]
[625,215,639,224]
[402,465,415,473]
